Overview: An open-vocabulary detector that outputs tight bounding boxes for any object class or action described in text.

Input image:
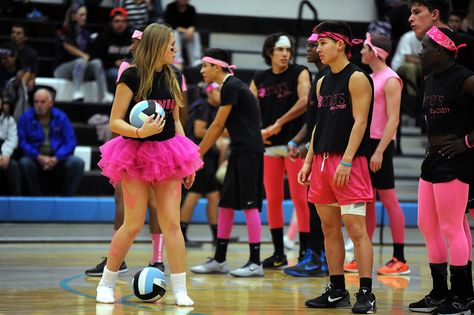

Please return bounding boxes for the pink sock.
[217,207,234,239]
[378,189,405,244]
[244,208,261,243]
[151,233,164,263]
[286,212,298,241]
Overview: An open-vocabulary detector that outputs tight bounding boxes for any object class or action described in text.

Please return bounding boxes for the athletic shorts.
[188,153,219,195]
[421,145,474,184]
[308,153,373,206]
[219,153,264,211]
[369,139,395,189]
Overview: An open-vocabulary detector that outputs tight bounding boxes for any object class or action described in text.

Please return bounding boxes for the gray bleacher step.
[393,157,422,179]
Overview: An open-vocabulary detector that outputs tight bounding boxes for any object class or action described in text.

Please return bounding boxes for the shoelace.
[385,258,398,268]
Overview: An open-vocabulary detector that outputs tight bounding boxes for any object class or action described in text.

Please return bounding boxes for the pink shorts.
[308,153,373,205]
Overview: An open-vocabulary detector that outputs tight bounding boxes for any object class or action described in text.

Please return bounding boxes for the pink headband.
[363,33,389,61]
[201,56,237,74]
[310,32,363,58]
[132,30,142,40]
[426,26,466,58]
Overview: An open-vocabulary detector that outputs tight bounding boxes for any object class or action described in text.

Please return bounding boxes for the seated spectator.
[117,0,150,31]
[164,0,202,68]
[52,3,113,103]
[18,89,84,196]
[390,30,422,96]
[0,95,21,195]
[10,23,38,92]
[0,44,30,121]
[90,8,131,93]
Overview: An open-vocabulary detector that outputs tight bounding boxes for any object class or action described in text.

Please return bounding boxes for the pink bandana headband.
[363,32,389,61]
[201,56,237,74]
[426,26,466,58]
[308,32,363,58]
[132,30,142,40]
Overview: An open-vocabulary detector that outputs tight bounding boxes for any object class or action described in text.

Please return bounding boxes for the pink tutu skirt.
[98,134,203,187]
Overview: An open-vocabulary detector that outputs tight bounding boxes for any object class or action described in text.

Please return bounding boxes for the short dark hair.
[261,33,295,66]
[428,27,456,59]
[411,0,450,23]
[12,23,29,36]
[313,21,353,55]
[202,48,232,72]
[370,34,392,54]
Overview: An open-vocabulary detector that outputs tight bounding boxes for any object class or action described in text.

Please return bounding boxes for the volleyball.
[132,267,167,302]
[129,100,165,128]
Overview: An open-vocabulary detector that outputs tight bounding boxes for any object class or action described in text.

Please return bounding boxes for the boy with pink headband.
[249,33,312,269]
[191,48,265,277]
[408,26,474,315]
[298,21,376,313]
[344,33,410,277]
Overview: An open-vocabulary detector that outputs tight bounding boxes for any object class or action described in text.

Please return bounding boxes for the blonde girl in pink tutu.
[95,23,203,306]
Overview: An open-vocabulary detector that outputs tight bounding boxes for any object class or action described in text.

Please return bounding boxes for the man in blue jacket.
[18,88,84,196]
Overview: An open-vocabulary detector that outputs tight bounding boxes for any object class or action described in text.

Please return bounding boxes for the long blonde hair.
[132,23,184,107]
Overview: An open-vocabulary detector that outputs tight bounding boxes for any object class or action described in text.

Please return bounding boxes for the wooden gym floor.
[0,242,441,314]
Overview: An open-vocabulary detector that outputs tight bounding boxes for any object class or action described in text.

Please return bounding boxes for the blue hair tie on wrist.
[288,141,298,147]
[340,160,352,167]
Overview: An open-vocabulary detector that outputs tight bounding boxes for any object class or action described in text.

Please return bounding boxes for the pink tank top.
[369,67,402,140]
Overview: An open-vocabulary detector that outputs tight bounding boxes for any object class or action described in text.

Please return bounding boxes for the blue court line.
[59,274,207,314]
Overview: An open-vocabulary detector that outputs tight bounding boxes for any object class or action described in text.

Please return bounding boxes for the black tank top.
[253,64,309,146]
[423,63,474,137]
[313,63,373,156]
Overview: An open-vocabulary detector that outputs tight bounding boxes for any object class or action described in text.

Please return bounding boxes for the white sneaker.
[284,236,295,250]
[96,284,115,303]
[230,262,264,277]
[190,258,229,274]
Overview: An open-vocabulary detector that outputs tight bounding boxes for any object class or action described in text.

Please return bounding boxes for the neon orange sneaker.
[377,275,410,289]
[377,257,410,275]
[343,259,358,273]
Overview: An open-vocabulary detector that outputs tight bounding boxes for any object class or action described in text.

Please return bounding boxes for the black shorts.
[368,139,395,189]
[421,145,474,184]
[219,153,264,211]
[188,154,219,195]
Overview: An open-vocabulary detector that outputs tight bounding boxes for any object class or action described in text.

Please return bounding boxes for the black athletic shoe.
[284,249,328,277]
[467,296,474,312]
[408,293,445,313]
[262,253,288,269]
[305,284,351,308]
[434,295,470,315]
[85,257,128,277]
[148,262,165,272]
[352,287,376,314]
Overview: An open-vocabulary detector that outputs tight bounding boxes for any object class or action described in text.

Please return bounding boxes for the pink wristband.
[465,135,474,149]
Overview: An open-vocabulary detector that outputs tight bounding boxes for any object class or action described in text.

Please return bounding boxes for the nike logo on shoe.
[327,296,343,303]
[273,261,285,267]
[304,264,321,271]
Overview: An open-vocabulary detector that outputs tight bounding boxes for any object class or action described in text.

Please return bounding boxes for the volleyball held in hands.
[132,267,167,302]
[129,100,165,128]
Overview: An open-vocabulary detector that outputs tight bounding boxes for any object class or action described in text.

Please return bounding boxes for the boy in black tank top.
[249,33,312,270]
[190,49,266,278]
[297,21,376,314]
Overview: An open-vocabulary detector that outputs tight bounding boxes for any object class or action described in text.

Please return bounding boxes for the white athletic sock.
[96,266,118,303]
[170,272,194,306]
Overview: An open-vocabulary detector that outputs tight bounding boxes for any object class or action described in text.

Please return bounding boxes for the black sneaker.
[352,287,376,314]
[85,257,128,277]
[434,295,470,315]
[284,249,328,277]
[305,284,351,308]
[148,262,165,272]
[409,293,445,313]
[262,253,288,269]
[467,296,474,312]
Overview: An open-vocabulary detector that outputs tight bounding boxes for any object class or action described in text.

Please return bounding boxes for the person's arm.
[265,69,311,135]
[0,117,18,169]
[63,42,90,60]
[17,115,40,158]
[333,71,372,187]
[370,77,402,172]
[193,119,208,138]
[173,103,185,136]
[439,75,474,158]
[109,82,165,138]
[199,105,231,156]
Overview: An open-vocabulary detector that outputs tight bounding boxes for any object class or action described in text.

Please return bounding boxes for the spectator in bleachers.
[448,11,465,33]
[0,95,21,195]
[116,0,150,31]
[10,23,38,92]
[164,0,202,68]
[0,44,30,121]
[17,88,84,196]
[90,8,132,93]
[390,30,422,96]
[53,3,113,103]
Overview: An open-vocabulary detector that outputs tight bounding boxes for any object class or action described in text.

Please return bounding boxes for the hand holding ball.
[129,100,166,137]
